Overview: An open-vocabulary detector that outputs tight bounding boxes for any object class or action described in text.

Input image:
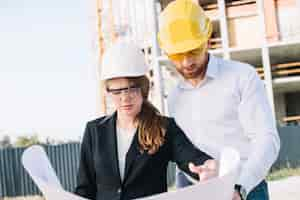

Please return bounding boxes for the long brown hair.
[127,76,167,154]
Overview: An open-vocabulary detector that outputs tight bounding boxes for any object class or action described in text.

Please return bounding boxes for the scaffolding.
[150,0,300,125]
[96,0,300,125]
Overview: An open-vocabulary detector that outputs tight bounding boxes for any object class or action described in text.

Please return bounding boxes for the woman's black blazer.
[74,112,211,200]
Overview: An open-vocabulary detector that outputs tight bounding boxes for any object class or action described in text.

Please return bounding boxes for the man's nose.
[181,55,193,67]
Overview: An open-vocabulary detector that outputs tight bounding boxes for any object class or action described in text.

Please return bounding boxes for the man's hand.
[232,191,242,200]
[188,159,218,181]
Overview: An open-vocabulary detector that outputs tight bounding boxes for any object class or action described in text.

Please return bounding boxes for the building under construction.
[97,0,300,125]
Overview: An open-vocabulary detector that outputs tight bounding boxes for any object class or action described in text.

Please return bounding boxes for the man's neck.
[186,76,204,87]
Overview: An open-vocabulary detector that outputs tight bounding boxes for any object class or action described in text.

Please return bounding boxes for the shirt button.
[117,188,121,193]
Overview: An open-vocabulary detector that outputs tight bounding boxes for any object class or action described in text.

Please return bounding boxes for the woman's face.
[106,78,143,119]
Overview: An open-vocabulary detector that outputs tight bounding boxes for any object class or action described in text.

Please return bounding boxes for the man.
[157,0,280,200]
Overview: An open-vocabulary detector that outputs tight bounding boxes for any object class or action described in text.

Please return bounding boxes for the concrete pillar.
[257,0,276,118]
[274,92,286,125]
[263,0,279,42]
[217,0,230,59]
[150,0,166,114]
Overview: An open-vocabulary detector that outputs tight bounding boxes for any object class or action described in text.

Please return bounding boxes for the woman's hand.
[232,191,242,200]
[188,159,218,181]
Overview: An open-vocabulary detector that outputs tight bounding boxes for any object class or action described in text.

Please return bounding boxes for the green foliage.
[267,167,300,181]
[14,135,41,147]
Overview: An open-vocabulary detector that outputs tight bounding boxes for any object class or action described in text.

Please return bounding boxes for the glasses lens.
[190,48,203,55]
[107,85,140,97]
[128,86,140,95]
[167,45,206,61]
[167,54,183,61]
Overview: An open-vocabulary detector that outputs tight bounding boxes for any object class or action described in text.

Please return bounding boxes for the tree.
[14,135,41,147]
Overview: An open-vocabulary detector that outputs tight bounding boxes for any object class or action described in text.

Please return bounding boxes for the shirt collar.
[178,54,219,89]
[206,54,219,79]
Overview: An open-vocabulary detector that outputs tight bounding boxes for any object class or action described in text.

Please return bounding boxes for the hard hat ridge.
[100,40,149,80]
[158,0,212,55]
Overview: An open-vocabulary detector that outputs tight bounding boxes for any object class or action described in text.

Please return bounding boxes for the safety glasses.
[167,45,207,62]
[106,85,141,98]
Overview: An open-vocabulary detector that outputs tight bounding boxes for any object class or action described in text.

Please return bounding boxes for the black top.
[74,112,212,200]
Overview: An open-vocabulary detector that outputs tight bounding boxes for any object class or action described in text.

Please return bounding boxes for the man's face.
[168,44,208,80]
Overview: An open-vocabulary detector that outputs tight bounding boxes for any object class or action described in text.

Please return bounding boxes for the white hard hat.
[100,40,149,80]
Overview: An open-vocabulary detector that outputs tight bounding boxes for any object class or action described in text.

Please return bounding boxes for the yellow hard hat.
[158,0,212,55]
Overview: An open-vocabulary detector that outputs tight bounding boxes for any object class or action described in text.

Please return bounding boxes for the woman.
[74,41,217,200]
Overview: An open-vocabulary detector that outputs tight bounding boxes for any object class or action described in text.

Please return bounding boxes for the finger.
[199,170,216,181]
[204,159,218,170]
[232,191,241,200]
[188,162,205,174]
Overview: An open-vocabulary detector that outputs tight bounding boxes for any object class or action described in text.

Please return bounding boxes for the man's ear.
[207,40,211,49]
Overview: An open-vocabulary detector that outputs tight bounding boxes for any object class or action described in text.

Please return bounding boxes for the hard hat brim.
[160,38,208,55]
[100,71,148,81]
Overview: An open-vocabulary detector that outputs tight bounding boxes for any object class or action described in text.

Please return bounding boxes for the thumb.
[189,162,204,174]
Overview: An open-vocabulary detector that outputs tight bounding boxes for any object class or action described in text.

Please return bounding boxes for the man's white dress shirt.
[168,55,280,194]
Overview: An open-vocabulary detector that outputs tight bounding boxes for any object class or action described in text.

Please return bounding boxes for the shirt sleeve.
[166,88,178,117]
[237,67,280,194]
[74,123,97,200]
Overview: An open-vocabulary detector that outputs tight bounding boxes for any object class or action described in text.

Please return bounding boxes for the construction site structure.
[96,0,300,126]
[154,0,300,126]
[95,0,165,115]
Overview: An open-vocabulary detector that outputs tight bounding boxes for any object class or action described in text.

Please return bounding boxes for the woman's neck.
[117,114,137,130]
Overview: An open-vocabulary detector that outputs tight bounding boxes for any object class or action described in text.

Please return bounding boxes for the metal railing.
[256,61,300,79]
[0,143,80,197]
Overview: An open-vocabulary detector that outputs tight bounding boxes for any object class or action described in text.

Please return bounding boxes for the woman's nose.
[120,91,132,102]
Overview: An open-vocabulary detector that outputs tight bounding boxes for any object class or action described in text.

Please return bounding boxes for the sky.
[0,0,99,141]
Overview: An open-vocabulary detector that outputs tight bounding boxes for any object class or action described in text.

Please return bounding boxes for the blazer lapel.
[102,113,151,186]
[123,130,150,186]
[103,112,122,185]
[124,130,140,178]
